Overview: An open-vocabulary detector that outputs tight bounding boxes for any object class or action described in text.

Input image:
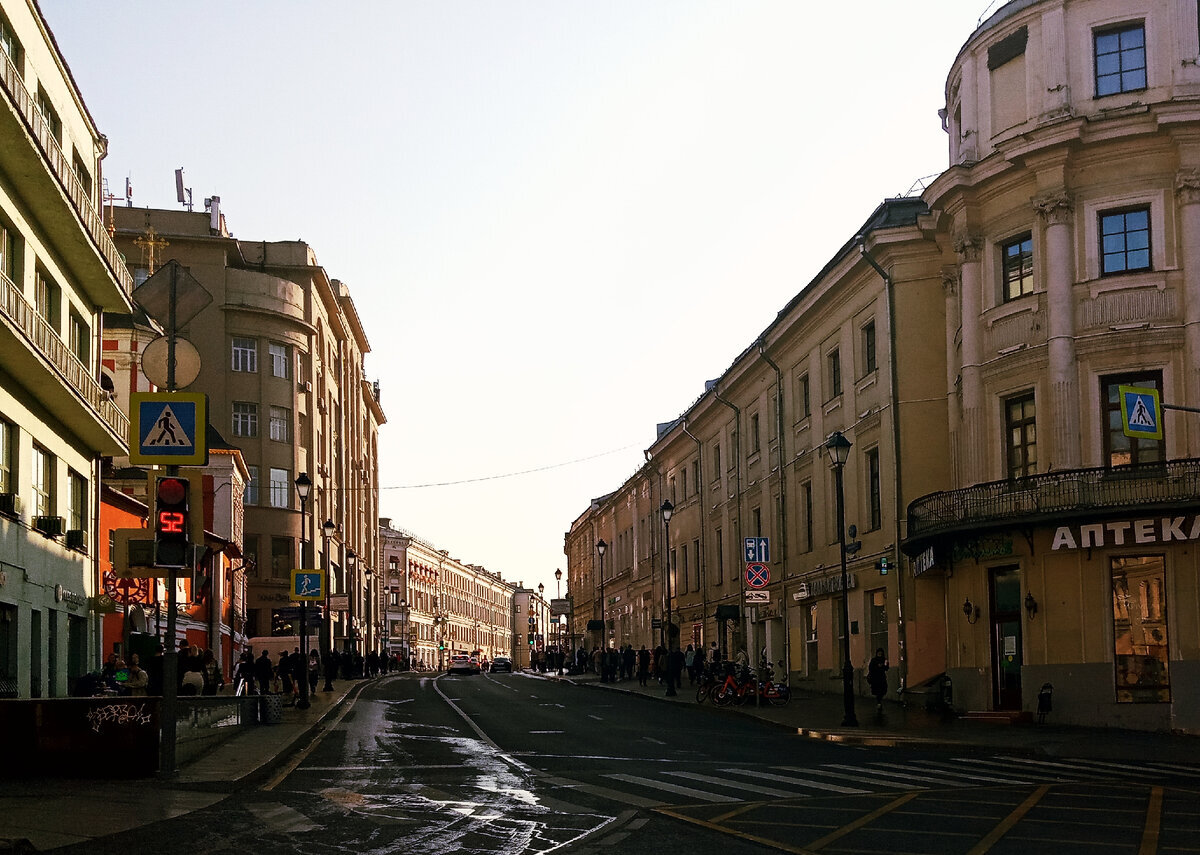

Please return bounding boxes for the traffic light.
[154,476,189,567]
[438,641,445,651]
[878,556,890,575]
[527,633,534,645]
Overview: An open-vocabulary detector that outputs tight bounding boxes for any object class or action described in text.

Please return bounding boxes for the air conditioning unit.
[34,516,64,537]
[66,529,86,550]
[0,493,20,517]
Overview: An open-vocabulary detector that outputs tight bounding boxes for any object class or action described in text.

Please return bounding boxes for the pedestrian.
[684,644,696,685]
[309,650,321,695]
[654,645,667,684]
[868,648,889,711]
[667,645,685,693]
[277,651,294,699]
[126,654,149,697]
[181,646,205,695]
[254,650,274,695]
[622,644,635,681]
[200,648,221,695]
[233,651,255,695]
[637,645,650,687]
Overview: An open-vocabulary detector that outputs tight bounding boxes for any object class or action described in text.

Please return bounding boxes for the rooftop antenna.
[102,176,132,235]
[175,167,193,212]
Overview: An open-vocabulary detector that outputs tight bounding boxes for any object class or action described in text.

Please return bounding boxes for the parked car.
[489,656,512,673]
[448,654,476,674]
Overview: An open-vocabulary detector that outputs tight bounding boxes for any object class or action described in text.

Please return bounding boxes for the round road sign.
[746,562,770,589]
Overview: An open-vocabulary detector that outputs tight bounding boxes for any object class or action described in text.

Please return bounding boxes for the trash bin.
[240,695,259,726]
[259,693,283,725]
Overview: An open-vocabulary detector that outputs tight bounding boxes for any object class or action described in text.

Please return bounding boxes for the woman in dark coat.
[867,648,889,711]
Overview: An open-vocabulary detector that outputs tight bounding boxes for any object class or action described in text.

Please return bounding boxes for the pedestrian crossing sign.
[129,392,208,465]
[291,570,325,602]
[1119,385,1162,441]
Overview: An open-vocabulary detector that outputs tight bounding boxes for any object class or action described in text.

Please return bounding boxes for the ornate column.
[954,231,985,484]
[1176,171,1200,453]
[1034,191,1080,470]
[942,267,963,484]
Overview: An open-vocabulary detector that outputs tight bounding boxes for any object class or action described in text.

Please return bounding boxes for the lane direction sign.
[744,537,770,563]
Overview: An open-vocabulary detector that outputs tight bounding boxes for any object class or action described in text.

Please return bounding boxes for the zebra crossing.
[590,755,1200,806]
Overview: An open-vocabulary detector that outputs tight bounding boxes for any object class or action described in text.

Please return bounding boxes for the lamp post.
[322,518,336,691]
[661,500,675,697]
[294,473,312,710]
[346,549,358,654]
[596,539,607,681]
[363,564,372,655]
[826,431,858,728]
[555,568,562,599]
[399,599,408,666]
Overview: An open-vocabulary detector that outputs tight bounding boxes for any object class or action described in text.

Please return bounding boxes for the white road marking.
[880,761,1032,785]
[605,773,738,803]
[665,770,808,799]
[726,768,868,794]
[245,802,319,833]
[775,765,929,790]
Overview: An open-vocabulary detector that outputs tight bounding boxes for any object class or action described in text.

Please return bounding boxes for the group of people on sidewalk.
[581,641,724,691]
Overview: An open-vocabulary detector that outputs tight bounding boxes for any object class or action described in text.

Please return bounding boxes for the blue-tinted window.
[1095,24,1146,96]
[1100,208,1151,275]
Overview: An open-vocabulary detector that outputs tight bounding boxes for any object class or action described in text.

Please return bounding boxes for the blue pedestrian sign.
[744,537,770,563]
[1119,385,1162,441]
[290,569,325,602]
[128,392,209,466]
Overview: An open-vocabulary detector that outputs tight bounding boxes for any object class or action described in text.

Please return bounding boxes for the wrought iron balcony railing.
[0,270,128,441]
[906,459,1200,547]
[0,49,133,300]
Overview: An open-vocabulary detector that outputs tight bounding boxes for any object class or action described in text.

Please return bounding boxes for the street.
[56,672,1200,855]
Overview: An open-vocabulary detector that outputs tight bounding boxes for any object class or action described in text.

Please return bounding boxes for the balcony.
[905,460,1200,552]
[0,271,128,453]
[0,50,133,309]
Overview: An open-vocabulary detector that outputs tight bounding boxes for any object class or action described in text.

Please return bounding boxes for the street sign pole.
[161,262,180,777]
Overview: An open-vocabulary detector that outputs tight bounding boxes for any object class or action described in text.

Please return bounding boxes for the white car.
[447,654,475,674]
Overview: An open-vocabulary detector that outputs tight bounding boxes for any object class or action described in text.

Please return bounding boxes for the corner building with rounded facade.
[906,0,1200,731]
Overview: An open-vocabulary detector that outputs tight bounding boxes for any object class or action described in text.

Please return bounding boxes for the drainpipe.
[756,339,788,562]
[681,420,706,647]
[712,385,743,660]
[857,237,908,694]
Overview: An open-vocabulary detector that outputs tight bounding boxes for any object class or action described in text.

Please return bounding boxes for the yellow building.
[0,0,134,696]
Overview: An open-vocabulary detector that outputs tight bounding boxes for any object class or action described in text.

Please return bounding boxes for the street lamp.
[294,473,312,710]
[661,500,675,697]
[322,518,336,691]
[596,539,607,681]
[347,549,358,654]
[826,430,858,728]
[399,598,409,665]
[363,563,372,654]
[555,568,562,599]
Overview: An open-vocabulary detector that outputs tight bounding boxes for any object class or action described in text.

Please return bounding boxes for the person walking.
[684,644,696,686]
[637,645,650,687]
[868,648,890,712]
[254,650,274,695]
[233,651,255,695]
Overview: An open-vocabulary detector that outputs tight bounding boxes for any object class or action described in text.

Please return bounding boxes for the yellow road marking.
[710,802,765,824]
[655,807,821,855]
[805,792,919,850]
[966,784,1051,855]
[1139,786,1163,855]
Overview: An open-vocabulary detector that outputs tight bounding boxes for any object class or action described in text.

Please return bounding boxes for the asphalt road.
[58,672,1200,855]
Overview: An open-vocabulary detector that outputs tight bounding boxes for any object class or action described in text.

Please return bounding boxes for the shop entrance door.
[989,566,1022,710]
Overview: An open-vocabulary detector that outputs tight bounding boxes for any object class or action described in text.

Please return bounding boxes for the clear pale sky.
[42,1,990,594]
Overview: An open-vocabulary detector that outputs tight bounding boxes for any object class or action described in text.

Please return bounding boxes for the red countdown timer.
[158,510,186,534]
[155,477,189,540]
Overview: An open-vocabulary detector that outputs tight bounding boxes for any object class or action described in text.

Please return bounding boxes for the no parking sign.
[746,562,770,589]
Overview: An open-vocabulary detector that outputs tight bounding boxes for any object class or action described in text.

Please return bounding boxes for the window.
[867,448,881,530]
[693,538,700,592]
[669,476,676,504]
[692,460,700,494]
[232,402,258,437]
[269,406,291,442]
[1100,208,1151,275]
[680,544,688,594]
[232,337,257,372]
[271,536,292,580]
[35,85,61,144]
[862,321,877,375]
[68,311,88,363]
[0,218,18,284]
[244,465,259,505]
[71,152,92,197]
[269,342,289,379]
[0,9,21,71]
[68,470,86,534]
[1002,234,1034,301]
[268,468,290,508]
[801,480,813,553]
[1095,23,1146,97]
[32,444,53,517]
[35,270,59,329]
[714,528,723,585]
[806,604,819,674]
[1005,392,1037,478]
[1112,555,1169,703]
[751,506,762,538]
[799,373,811,419]
[828,348,842,397]
[1103,372,1163,467]
[680,468,687,500]
[0,418,12,494]
[751,413,761,454]
[712,443,721,479]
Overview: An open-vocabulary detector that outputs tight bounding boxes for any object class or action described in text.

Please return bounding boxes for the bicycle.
[695,664,718,704]
[755,660,791,706]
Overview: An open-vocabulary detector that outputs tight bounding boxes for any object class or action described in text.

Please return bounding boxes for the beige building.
[568,0,1200,731]
[379,520,514,668]
[109,205,385,656]
[0,0,135,696]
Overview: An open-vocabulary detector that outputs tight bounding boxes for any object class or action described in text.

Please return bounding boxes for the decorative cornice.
[1033,192,1073,225]
[941,266,959,296]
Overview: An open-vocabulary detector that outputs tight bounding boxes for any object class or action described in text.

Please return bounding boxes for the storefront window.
[1111,555,1170,703]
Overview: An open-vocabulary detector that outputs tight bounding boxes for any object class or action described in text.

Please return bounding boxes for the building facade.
[378,519,514,669]
[108,205,385,658]
[0,0,135,697]
[567,0,1200,732]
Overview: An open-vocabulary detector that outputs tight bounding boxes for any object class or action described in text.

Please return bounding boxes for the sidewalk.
[538,667,1200,764]
[0,679,364,851]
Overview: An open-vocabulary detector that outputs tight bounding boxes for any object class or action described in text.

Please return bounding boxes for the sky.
[41,0,992,594]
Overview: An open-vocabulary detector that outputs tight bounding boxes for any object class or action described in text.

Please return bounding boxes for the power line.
[384,443,642,490]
